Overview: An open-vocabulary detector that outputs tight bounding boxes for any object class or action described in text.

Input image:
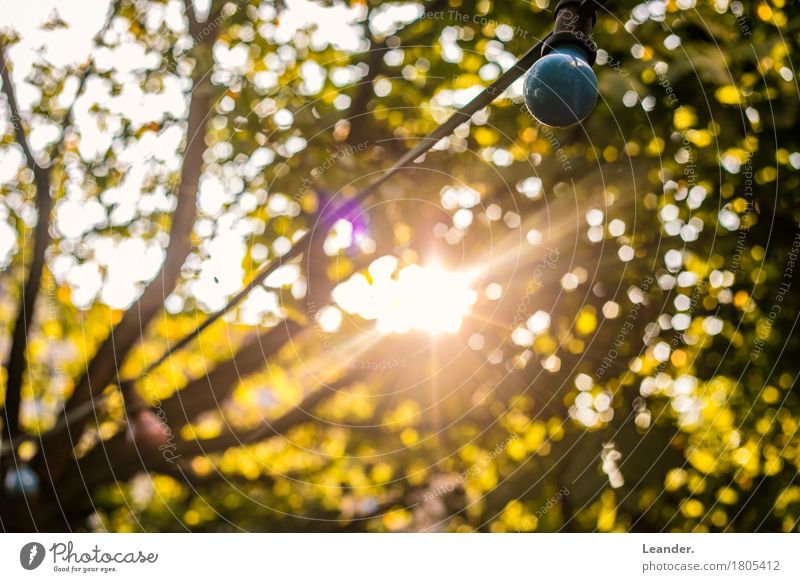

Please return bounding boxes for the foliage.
[0,0,799,533]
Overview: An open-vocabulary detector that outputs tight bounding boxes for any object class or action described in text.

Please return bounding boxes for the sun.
[331,256,478,335]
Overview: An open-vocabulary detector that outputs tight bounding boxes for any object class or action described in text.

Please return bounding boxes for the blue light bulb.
[4,464,40,498]
[524,46,598,128]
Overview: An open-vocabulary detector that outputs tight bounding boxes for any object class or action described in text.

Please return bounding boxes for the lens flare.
[332,258,477,335]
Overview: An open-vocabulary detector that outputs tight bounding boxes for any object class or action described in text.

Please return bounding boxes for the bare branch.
[142,207,347,429]
[41,18,223,475]
[60,359,367,514]
[176,370,369,457]
[0,0,119,444]
[347,0,446,144]
[183,0,202,38]
[156,320,304,428]
[0,45,39,170]
[48,0,121,162]
[0,42,52,440]
[60,239,335,503]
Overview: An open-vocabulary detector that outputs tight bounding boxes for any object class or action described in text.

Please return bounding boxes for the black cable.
[137,0,608,379]
[3,0,613,454]
[129,33,553,380]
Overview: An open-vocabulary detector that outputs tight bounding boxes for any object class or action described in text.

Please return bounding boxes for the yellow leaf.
[715,85,741,105]
[674,106,696,130]
[575,307,597,336]
[681,499,704,518]
[688,448,717,474]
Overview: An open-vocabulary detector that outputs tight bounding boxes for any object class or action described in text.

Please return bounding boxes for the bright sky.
[331,255,478,335]
[0,1,479,334]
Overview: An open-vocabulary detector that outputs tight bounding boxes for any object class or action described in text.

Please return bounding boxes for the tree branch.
[183,0,202,38]
[154,204,356,429]
[41,13,222,475]
[0,0,116,445]
[48,0,120,162]
[57,349,372,525]
[176,368,370,457]
[347,0,446,144]
[59,237,340,511]
[156,320,304,428]
[0,42,53,440]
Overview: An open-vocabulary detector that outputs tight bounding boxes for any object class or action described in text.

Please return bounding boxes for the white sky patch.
[317,305,343,333]
[192,232,246,311]
[55,199,106,239]
[369,2,424,37]
[66,261,102,309]
[0,218,17,268]
[239,287,283,325]
[333,257,478,335]
[271,0,366,52]
[1,0,476,324]
[0,0,110,70]
[264,264,300,288]
[299,60,326,95]
[0,148,25,185]
[66,237,165,310]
